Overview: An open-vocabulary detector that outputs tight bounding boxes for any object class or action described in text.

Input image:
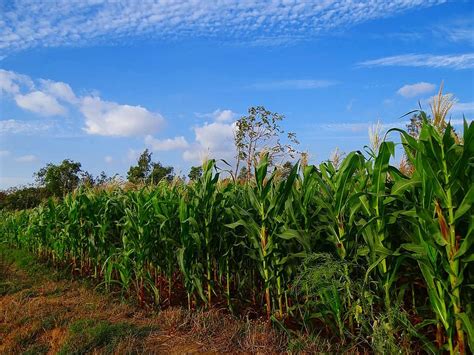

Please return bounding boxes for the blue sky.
[0,0,473,188]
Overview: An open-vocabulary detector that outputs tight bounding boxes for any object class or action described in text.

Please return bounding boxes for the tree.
[234,106,299,181]
[95,171,112,185]
[127,149,174,184]
[188,165,203,181]
[127,149,152,184]
[0,186,50,211]
[81,171,95,188]
[35,159,83,197]
[149,162,174,184]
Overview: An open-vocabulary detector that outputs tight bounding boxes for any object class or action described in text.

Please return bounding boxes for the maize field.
[1,116,473,353]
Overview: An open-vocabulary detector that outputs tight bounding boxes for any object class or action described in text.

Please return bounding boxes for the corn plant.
[391,116,473,354]
[228,153,306,319]
[0,112,472,353]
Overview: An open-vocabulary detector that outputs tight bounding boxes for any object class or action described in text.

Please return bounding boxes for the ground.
[0,246,320,354]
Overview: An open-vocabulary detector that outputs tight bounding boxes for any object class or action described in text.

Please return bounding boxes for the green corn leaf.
[456,313,474,351]
[454,185,474,221]
[391,178,421,195]
[277,229,310,251]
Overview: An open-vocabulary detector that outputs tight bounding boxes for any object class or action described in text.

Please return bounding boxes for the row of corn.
[1,116,472,353]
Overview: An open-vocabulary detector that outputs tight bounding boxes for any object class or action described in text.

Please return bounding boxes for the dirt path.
[0,248,211,354]
[0,248,293,354]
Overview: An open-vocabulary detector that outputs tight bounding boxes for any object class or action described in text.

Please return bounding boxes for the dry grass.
[0,248,293,354]
[0,247,351,353]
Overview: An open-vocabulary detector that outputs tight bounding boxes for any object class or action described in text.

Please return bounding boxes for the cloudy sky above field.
[0,0,473,188]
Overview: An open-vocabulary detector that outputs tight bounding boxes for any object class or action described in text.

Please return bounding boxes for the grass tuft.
[58,319,151,354]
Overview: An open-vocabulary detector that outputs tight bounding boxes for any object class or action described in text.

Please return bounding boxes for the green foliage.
[293,253,353,339]
[127,149,174,184]
[1,115,472,353]
[390,116,474,353]
[234,106,299,180]
[0,186,50,211]
[59,319,149,355]
[188,165,203,181]
[35,159,83,197]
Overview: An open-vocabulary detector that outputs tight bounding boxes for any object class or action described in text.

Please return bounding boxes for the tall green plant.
[391,116,473,353]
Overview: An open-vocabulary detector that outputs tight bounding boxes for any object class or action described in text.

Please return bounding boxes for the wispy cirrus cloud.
[368,16,473,45]
[358,53,474,69]
[250,79,337,90]
[15,154,37,163]
[316,121,399,133]
[315,117,468,133]
[434,17,474,45]
[0,1,444,56]
[0,119,54,135]
[438,27,474,45]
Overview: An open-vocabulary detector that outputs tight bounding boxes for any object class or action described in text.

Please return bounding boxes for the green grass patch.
[0,244,70,283]
[0,280,32,296]
[0,245,48,277]
[22,343,49,355]
[58,319,152,354]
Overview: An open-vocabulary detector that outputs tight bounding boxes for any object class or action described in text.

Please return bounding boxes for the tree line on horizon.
[0,106,299,211]
[0,85,466,212]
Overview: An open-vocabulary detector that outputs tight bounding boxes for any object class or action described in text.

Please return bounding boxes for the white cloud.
[0,1,443,55]
[397,82,436,98]
[2,69,167,137]
[15,154,37,163]
[0,150,10,157]
[104,156,113,164]
[39,79,77,103]
[14,91,67,116]
[80,96,164,137]
[0,69,33,94]
[145,135,189,151]
[358,53,474,69]
[0,119,53,135]
[196,109,239,122]
[250,79,336,90]
[0,70,20,94]
[183,121,236,163]
[452,102,474,113]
